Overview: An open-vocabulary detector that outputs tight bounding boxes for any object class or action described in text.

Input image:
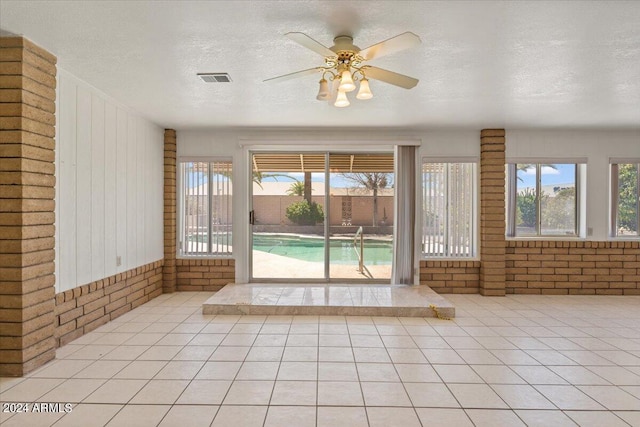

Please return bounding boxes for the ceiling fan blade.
[285,32,336,58]
[364,66,419,89]
[359,32,421,61]
[264,67,320,83]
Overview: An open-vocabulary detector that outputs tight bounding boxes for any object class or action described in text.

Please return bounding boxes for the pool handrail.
[353,226,364,273]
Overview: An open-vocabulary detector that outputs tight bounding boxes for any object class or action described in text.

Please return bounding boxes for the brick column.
[0,37,57,376]
[163,129,177,292]
[479,129,506,296]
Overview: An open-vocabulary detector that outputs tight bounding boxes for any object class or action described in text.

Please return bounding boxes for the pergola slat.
[252,153,394,173]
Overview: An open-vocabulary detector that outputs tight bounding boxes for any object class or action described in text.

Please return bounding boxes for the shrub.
[285,200,324,225]
[516,188,537,228]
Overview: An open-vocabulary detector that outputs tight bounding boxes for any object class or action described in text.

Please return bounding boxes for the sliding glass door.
[328,154,393,281]
[250,151,393,282]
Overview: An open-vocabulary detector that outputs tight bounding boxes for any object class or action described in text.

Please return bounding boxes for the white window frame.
[420,158,478,259]
[610,159,640,239]
[506,160,584,238]
[177,157,233,258]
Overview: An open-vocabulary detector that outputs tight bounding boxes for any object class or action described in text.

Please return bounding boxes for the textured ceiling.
[1,1,639,130]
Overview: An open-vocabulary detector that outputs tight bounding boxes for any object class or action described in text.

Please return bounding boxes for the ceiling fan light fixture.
[339,69,356,92]
[356,78,373,100]
[265,31,421,108]
[316,78,330,100]
[334,89,350,107]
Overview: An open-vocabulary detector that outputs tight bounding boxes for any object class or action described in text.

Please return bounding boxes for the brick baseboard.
[54,260,163,347]
[176,258,235,291]
[506,241,640,295]
[423,241,640,295]
[419,260,480,293]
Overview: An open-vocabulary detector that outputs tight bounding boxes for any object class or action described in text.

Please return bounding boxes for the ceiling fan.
[264,32,421,107]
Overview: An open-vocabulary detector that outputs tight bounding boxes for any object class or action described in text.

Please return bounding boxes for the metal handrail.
[353,226,364,273]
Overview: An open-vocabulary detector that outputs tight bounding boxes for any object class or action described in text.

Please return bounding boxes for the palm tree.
[340,172,392,226]
[252,171,299,189]
[286,181,305,196]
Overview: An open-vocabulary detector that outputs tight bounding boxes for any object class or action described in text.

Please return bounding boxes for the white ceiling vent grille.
[198,73,232,83]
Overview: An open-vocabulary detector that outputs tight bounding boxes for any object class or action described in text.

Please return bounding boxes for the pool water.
[252,234,392,265]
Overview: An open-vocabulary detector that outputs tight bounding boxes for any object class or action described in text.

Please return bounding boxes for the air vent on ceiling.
[198,73,232,83]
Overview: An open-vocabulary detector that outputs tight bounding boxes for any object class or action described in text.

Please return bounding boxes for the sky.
[517,164,576,189]
[188,171,394,189]
[188,164,575,190]
[261,172,322,183]
[260,172,394,188]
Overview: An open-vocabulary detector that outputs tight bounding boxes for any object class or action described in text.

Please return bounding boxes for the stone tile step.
[202,283,455,318]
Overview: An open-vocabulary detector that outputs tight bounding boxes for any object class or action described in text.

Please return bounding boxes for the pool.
[252,234,392,265]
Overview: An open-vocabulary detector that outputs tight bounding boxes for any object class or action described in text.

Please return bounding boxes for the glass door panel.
[250,152,326,280]
[328,153,394,281]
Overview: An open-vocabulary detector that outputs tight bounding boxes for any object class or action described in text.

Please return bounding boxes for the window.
[178,160,232,256]
[507,163,579,237]
[611,162,640,237]
[422,161,476,258]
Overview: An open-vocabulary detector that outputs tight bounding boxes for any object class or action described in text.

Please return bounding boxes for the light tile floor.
[1,291,640,426]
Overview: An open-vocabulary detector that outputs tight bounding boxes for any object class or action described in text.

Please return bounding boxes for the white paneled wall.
[55,69,164,293]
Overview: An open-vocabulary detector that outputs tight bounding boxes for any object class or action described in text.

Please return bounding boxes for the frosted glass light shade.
[316,79,330,100]
[339,69,356,92]
[334,89,350,107]
[356,78,373,100]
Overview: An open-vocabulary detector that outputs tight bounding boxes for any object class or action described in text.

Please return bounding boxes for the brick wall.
[54,260,163,346]
[424,241,640,295]
[163,129,177,292]
[176,259,235,291]
[479,129,507,296]
[0,37,57,376]
[419,261,480,293]
[506,241,640,295]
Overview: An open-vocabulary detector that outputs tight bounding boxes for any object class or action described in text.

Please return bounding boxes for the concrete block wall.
[54,260,163,346]
[252,195,323,226]
[0,37,58,376]
[252,195,395,227]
